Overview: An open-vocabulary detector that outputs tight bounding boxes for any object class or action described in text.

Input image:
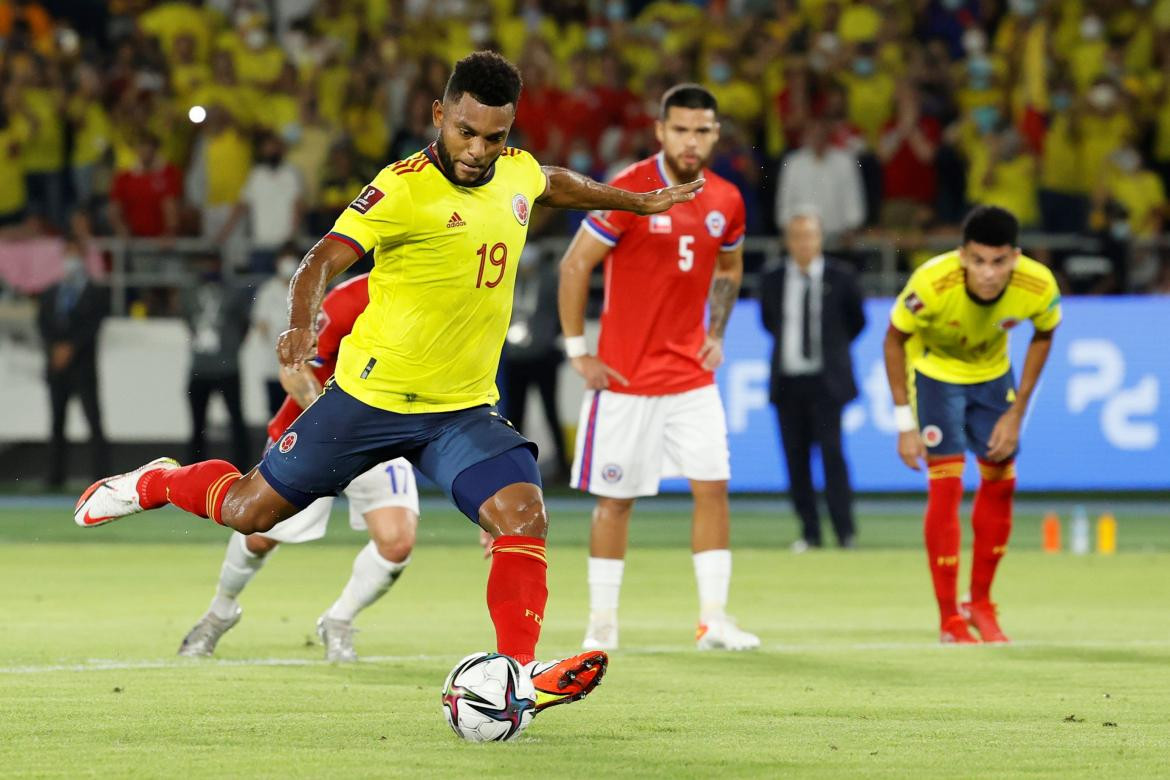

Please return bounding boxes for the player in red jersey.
[177,274,421,662]
[559,84,759,651]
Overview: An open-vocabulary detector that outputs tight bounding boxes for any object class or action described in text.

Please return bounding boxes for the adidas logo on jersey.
[447,211,466,228]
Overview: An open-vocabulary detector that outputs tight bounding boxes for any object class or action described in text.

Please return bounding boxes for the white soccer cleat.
[317,615,358,662]
[695,616,760,651]
[582,613,619,651]
[178,607,242,657]
[73,457,180,528]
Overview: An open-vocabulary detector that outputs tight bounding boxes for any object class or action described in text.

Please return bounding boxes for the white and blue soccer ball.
[441,652,537,742]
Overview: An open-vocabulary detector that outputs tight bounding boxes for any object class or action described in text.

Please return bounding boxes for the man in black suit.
[37,248,110,488]
[759,208,866,550]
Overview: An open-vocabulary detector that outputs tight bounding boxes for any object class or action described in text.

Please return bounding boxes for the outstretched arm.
[276,238,361,371]
[536,166,702,214]
[698,245,744,370]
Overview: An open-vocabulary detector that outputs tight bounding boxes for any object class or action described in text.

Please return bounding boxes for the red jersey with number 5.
[582,154,745,396]
[267,274,370,441]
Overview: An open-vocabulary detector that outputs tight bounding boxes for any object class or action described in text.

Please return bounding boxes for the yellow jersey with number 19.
[889,251,1061,385]
[326,144,547,413]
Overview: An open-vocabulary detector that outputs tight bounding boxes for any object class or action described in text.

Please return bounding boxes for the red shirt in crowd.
[110,162,182,236]
[879,115,941,205]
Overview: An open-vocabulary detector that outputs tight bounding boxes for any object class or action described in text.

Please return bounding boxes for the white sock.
[209,533,266,619]
[692,549,731,623]
[587,557,625,621]
[326,542,409,622]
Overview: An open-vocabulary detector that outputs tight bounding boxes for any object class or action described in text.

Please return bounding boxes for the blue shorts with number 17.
[913,370,1017,459]
[258,380,535,511]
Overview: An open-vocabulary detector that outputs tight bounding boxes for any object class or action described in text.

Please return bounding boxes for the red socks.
[924,456,964,621]
[486,535,548,665]
[138,460,241,525]
[970,459,1016,603]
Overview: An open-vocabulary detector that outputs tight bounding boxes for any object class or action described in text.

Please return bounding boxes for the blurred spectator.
[1079,78,1133,196]
[501,248,570,481]
[0,0,55,53]
[286,96,338,207]
[37,236,109,488]
[758,209,865,551]
[182,253,252,468]
[839,42,895,147]
[109,132,181,238]
[967,126,1038,227]
[218,133,303,273]
[311,144,365,235]
[66,64,113,219]
[389,86,438,163]
[1094,147,1167,241]
[704,49,763,129]
[250,242,299,415]
[0,95,32,229]
[876,81,940,231]
[17,55,67,230]
[514,44,565,162]
[1038,81,1089,234]
[776,119,865,239]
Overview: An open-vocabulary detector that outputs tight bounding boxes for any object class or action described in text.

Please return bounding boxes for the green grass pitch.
[2,498,1168,778]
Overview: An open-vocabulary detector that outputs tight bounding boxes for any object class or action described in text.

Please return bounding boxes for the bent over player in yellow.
[883,206,1061,644]
[75,51,703,718]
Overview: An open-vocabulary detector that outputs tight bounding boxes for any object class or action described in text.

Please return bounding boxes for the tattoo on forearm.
[707,275,739,338]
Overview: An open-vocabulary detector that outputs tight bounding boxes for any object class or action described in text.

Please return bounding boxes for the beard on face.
[436,135,494,184]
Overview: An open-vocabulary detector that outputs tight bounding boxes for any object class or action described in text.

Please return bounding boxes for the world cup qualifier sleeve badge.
[512,194,530,226]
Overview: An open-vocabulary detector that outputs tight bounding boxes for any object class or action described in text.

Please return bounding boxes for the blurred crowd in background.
[2,0,1170,298]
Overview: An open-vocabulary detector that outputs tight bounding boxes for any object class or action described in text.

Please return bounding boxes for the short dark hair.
[962,205,1019,247]
[660,83,718,118]
[444,51,522,107]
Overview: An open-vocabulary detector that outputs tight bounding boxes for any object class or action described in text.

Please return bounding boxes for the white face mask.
[1087,84,1117,110]
[276,257,298,278]
[1114,148,1141,174]
[1080,15,1104,41]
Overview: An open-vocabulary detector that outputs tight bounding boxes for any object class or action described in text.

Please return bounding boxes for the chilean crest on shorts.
[512,193,530,226]
[705,210,726,238]
[278,431,297,453]
[602,463,623,483]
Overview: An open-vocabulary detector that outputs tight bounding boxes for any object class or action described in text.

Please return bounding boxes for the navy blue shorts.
[913,370,1017,459]
[259,380,536,514]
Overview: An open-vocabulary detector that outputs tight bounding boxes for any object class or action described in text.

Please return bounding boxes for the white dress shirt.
[776,148,865,239]
[780,256,824,376]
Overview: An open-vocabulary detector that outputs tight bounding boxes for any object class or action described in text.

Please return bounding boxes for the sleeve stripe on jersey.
[721,234,745,251]
[325,231,367,256]
[582,217,618,247]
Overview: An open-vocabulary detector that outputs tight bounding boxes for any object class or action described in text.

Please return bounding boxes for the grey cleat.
[178,607,242,657]
[316,615,358,662]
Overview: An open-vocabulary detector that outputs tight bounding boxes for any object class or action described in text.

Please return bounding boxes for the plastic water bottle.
[1042,512,1062,553]
[1070,506,1090,555]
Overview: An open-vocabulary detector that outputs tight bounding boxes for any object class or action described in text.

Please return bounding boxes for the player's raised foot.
[525,650,608,713]
[73,457,180,528]
[696,616,760,651]
[960,600,1010,644]
[178,607,242,657]
[582,613,619,651]
[939,614,980,644]
[317,615,358,662]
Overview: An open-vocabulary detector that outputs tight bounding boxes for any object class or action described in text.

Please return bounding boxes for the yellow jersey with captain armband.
[325,144,547,413]
[890,251,1061,385]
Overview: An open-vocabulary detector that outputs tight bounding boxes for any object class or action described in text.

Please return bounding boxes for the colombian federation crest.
[705,210,726,238]
[512,193,530,226]
[997,317,1020,331]
[278,431,297,454]
[921,425,943,448]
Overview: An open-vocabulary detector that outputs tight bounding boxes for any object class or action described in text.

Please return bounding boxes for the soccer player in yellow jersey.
[75,52,702,716]
[884,206,1061,645]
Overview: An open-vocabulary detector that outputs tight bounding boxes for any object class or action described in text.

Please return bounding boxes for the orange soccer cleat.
[525,650,608,713]
[939,614,980,644]
[961,600,1010,644]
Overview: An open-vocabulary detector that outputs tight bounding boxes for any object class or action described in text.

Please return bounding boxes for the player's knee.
[690,479,729,498]
[369,510,417,563]
[594,497,635,523]
[481,482,547,539]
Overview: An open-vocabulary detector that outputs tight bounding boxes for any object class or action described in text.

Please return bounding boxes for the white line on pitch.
[2,638,1168,675]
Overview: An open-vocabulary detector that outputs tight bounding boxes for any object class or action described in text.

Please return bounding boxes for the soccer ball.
[441,652,537,742]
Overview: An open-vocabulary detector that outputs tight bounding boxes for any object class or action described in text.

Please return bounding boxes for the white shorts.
[570,384,731,498]
[261,458,419,543]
